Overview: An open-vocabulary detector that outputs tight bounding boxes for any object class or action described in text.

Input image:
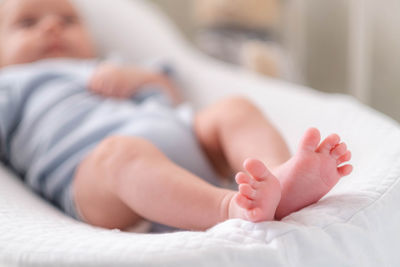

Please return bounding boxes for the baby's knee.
[224,96,259,112]
[86,136,163,185]
[217,95,262,122]
[97,136,163,164]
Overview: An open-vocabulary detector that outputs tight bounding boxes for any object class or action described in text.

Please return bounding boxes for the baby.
[0,0,352,232]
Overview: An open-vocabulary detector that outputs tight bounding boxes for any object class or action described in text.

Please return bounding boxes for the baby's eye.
[18,17,38,28]
[63,15,78,25]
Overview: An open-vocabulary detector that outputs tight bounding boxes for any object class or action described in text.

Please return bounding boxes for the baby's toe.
[331,142,347,159]
[338,164,353,177]
[317,134,340,154]
[235,194,253,209]
[239,184,257,200]
[337,150,351,165]
[298,128,321,152]
[243,158,271,181]
[235,172,253,186]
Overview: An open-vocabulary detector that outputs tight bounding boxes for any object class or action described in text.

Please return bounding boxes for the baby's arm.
[88,63,182,104]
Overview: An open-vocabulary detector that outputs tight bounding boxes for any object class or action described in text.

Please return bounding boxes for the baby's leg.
[73,136,281,230]
[194,96,291,175]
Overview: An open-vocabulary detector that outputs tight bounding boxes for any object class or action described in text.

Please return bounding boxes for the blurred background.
[148,0,399,122]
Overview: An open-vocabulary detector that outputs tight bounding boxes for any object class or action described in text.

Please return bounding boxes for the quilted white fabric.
[1,0,400,266]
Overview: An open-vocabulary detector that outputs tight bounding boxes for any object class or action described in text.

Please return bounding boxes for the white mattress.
[1,0,400,266]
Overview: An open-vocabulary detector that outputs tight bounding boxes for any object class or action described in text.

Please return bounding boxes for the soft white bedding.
[1,0,400,266]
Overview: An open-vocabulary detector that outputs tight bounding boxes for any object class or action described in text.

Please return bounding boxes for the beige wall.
[148,0,400,122]
[370,0,400,121]
[300,0,400,121]
[302,0,350,95]
[148,0,195,40]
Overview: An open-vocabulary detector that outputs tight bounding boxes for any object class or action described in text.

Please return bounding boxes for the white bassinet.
[1,0,400,266]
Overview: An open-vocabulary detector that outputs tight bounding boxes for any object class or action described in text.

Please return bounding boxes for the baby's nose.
[40,15,63,34]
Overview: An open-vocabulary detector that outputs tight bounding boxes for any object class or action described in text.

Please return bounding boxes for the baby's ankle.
[218,190,237,222]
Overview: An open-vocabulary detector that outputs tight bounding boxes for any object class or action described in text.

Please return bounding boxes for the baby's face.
[0,0,96,67]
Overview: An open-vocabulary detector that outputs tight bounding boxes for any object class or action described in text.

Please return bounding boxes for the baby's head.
[0,0,96,68]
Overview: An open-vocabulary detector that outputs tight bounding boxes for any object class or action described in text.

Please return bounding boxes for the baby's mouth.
[43,41,67,55]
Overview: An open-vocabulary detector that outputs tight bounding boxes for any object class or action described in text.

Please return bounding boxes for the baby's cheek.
[3,37,40,65]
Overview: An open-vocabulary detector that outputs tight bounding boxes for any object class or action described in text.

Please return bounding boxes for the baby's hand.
[89,63,182,104]
[89,63,154,99]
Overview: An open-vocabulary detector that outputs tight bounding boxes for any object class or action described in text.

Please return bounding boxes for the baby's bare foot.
[274,128,353,220]
[228,159,281,222]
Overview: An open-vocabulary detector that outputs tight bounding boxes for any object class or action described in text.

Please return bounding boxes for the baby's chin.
[40,47,73,58]
[7,54,94,67]
[1,47,97,67]
[37,44,96,60]
[36,51,95,62]
[40,52,73,60]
